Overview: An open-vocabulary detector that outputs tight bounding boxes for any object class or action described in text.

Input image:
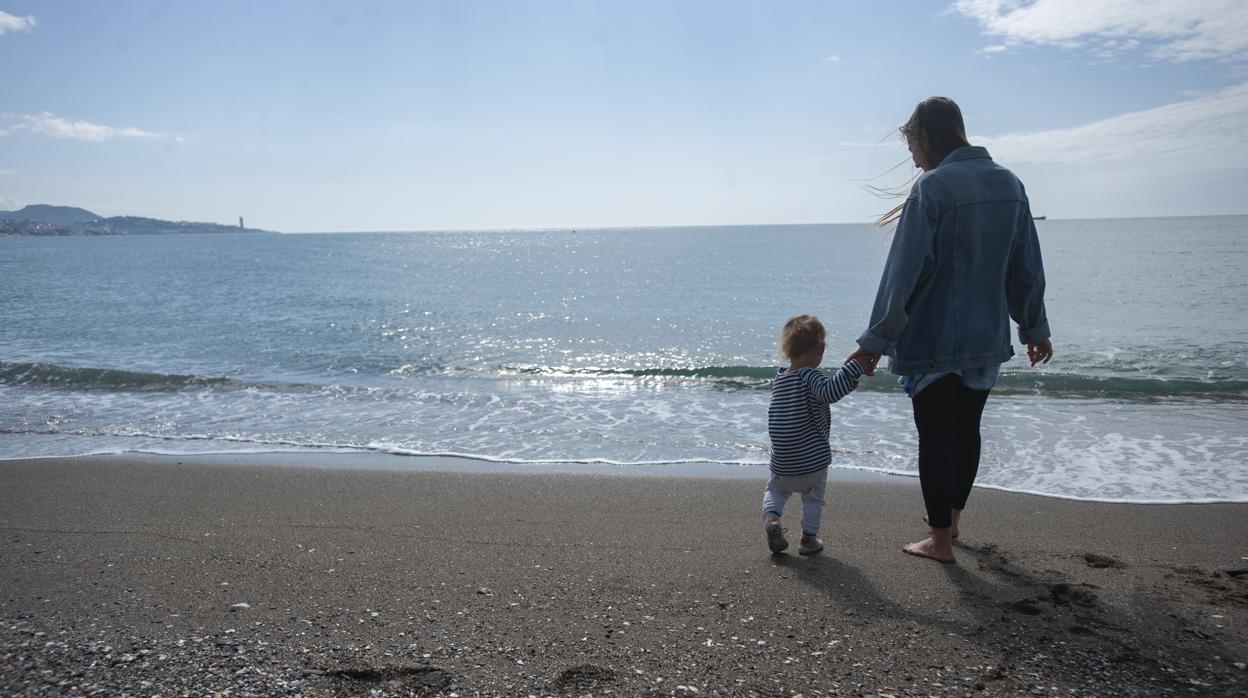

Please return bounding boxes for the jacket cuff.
[1017,320,1051,345]
[856,331,893,356]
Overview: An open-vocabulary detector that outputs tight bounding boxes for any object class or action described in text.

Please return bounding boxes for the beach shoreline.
[2,455,1245,696]
[10,449,1244,505]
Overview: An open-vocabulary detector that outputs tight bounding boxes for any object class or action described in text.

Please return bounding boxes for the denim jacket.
[857,146,1050,376]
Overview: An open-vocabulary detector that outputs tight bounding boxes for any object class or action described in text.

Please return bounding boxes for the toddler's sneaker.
[799,535,824,555]
[764,519,788,553]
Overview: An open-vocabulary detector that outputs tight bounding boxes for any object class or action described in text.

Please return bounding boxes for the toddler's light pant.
[761,468,828,536]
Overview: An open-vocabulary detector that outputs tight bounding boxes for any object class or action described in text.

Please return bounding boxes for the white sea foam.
[3,382,1245,503]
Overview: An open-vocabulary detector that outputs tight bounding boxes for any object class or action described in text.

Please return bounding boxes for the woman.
[848,97,1053,563]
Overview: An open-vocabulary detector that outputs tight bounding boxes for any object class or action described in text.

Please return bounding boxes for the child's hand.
[845,347,881,375]
[1027,340,1053,366]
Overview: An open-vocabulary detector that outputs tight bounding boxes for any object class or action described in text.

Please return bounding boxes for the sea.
[2,216,1246,503]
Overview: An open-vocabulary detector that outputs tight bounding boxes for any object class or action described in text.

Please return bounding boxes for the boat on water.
[1034,215,1047,220]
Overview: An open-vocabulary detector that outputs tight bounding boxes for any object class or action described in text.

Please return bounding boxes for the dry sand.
[1,456,1246,696]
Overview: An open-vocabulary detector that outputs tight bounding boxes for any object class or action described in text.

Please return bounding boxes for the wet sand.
[1,456,1246,696]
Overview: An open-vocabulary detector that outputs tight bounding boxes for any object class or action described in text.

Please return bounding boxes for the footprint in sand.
[1083,553,1127,569]
[321,665,453,691]
[1049,583,1098,607]
[555,664,616,691]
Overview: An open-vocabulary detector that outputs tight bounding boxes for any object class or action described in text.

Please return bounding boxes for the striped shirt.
[768,360,864,476]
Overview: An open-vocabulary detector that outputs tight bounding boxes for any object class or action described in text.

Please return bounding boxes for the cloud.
[0,168,14,176]
[0,193,23,209]
[952,0,1248,62]
[977,81,1248,171]
[0,112,166,141]
[0,10,35,35]
[826,55,843,65]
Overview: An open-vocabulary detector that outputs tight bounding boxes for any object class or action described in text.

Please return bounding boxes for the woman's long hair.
[873,96,970,227]
[868,169,919,229]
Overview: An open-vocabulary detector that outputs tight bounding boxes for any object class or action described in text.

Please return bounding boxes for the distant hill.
[0,204,101,225]
[0,204,274,236]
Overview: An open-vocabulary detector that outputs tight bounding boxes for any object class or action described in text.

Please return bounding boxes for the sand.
[1,456,1246,696]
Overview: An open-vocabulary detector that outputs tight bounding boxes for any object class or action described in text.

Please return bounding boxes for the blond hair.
[779,314,826,360]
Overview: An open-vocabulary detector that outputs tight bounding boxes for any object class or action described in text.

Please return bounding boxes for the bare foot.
[902,534,956,563]
[921,512,960,539]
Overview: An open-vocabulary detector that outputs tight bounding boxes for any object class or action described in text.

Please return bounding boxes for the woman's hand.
[1027,340,1053,366]
[845,347,882,376]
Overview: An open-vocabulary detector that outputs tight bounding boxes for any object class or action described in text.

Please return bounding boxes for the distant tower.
[239,216,244,230]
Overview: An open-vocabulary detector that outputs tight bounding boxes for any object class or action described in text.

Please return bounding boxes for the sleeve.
[857,186,938,355]
[1006,206,1051,344]
[804,360,865,405]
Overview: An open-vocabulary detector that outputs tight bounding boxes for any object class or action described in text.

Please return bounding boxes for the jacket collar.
[940,145,992,165]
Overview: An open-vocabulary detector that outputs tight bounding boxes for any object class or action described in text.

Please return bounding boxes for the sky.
[1,1,1246,232]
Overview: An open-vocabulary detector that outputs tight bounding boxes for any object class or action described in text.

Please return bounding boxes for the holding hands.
[844,347,882,376]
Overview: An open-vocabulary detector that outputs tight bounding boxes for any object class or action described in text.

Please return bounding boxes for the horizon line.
[278,211,1248,234]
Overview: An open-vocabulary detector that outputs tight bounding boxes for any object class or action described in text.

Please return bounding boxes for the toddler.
[764,314,864,554]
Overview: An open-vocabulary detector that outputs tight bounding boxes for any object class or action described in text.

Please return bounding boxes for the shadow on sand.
[768,539,1243,694]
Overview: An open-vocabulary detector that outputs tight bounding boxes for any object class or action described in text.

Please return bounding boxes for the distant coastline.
[0,204,274,236]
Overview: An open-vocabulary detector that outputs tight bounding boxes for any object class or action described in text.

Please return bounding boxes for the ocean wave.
[3,359,1245,402]
[498,363,1247,400]
[989,372,1248,400]
[0,361,344,395]
[0,361,233,391]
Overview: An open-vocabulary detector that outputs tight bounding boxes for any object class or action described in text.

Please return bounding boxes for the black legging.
[912,373,991,530]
